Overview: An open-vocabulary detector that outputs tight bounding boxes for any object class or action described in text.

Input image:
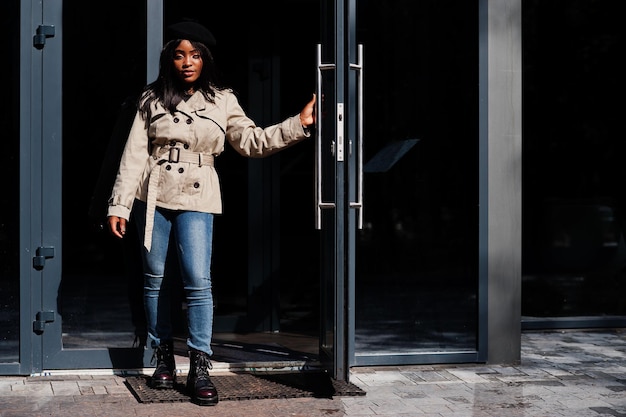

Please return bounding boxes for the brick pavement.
[0,329,625,416]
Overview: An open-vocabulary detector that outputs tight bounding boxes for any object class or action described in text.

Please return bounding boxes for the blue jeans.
[133,200,214,356]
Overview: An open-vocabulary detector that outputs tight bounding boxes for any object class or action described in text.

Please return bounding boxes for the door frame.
[28,0,152,373]
[1,0,42,376]
[316,0,350,381]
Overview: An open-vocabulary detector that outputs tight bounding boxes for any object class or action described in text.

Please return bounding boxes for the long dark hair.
[138,39,225,118]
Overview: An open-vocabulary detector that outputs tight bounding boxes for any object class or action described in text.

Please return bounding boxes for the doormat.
[125,372,365,403]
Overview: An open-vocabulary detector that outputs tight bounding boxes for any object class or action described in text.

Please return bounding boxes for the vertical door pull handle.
[315,44,337,229]
[349,44,364,229]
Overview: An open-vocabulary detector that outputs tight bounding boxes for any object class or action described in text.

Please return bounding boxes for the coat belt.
[143,146,215,251]
[154,146,215,167]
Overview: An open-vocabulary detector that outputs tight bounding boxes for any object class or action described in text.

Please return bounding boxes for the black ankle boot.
[151,340,176,389]
[187,349,219,406]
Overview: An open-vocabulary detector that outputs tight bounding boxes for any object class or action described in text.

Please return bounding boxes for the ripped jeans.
[133,199,214,356]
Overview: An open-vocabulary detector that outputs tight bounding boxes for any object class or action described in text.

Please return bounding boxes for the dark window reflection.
[355,0,479,353]
[522,1,626,319]
[60,2,146,348]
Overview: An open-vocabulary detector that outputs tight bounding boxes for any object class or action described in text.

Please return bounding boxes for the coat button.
[186,118,192,124]
[173,117,180,123]
[183,144,189,149]
[178,167,184,173]
[165,165,172,171]
[169,140,177,146]
[193,182,200,188]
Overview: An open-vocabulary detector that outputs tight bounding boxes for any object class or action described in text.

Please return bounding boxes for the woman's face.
[173,39,203,87]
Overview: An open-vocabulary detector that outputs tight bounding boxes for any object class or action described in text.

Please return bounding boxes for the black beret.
[166,21,216,47]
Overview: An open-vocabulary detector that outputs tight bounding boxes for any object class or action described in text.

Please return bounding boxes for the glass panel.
[278,0,321,340]
[522,2,626,319]
[60,2,146,348]
[0,0,21,362]
[355,0,479,354]
[162,0,321,339]
[162,2,251,326]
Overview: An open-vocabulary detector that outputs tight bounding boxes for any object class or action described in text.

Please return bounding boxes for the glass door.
[33,0,151,371]
[351,0,483,365]
[38,0,323,372]
[317,0,484,375]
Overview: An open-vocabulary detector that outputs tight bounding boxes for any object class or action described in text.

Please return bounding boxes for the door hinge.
[33,25,55,49]
[33,246,55,270]
[33,311,55,334]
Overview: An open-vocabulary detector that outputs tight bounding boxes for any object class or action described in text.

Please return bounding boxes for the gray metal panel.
[25,0,46,375]
[334,0,347,382]
[481,0,523,365]
[40,0,65,371]
[49,348,152,370]
[353,351,483,367]
[346,0,357,374]
[146,0,163,83]
[12,0,36,377]
[522,317,626,330]
[478,0,489,365]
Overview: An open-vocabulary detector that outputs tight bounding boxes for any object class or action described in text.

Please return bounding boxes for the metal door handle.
[315,44,336,230]
[349,44,364,229]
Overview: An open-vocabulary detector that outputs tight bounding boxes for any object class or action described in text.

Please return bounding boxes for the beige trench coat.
[107,89,310,250]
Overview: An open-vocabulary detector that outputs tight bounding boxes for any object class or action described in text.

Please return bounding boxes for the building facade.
[1,0,624,379]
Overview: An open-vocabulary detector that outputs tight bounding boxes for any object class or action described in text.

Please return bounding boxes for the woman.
[107,20,315,406]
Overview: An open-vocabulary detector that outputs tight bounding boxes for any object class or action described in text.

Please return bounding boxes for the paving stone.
[1,330,625,416]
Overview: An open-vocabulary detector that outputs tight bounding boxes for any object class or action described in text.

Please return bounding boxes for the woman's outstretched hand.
[299,94,316,128]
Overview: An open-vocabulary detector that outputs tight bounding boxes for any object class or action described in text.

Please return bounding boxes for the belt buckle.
[168,147,180,163]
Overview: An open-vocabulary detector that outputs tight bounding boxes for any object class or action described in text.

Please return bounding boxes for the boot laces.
[195,353,213,379]
[151,345,170,366]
